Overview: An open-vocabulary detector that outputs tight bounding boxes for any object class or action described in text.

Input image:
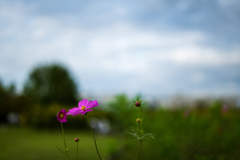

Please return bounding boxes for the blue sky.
[0,0,240,98]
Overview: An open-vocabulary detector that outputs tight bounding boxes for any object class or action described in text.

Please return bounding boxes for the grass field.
[0,126,118,160]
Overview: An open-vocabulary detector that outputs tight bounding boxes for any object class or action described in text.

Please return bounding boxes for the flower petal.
[57,109,68,123]
[67,107,79,115]
[72,109,82,116]
[67,107,83,116]
[60,118,67,123]
[87,100,98,109]
[78,99,89,108]
[81,111,88,115]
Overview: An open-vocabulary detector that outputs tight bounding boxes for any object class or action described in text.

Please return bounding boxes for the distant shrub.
[20,103,111,129]
[111,106,240,160]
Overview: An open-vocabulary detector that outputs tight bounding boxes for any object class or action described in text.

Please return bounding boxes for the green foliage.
[125,128,154,141]
[20,103,111,129]
[23,63,79,105]
[105,94,136,132]
[0,80,17,122]
[0,126,114,160]
[112,104,240,160]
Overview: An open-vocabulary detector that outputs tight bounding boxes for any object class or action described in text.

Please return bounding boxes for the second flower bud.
[136,118,141,123]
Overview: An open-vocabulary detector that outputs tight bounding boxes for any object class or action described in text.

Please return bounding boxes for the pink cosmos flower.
[67,99,98,116]
[57,109,67,123]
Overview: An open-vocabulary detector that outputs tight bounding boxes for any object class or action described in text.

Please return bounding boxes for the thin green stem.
[135,140,142,160]
[61,123,70,160]
[136,106,143,160]
[77,142,78,160]
[140,107,143,135]
[86,114,102,160]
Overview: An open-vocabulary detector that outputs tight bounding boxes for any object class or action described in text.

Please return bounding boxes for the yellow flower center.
[81,106,86,111]
[59,113,64,119]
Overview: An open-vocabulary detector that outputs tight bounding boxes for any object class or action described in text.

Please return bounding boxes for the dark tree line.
[23,64,79,106]
[0,63,80,123]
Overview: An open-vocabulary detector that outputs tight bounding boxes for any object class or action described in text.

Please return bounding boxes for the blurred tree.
[0,80,16,122]
[105,94,135,132]
[23,64,79,105]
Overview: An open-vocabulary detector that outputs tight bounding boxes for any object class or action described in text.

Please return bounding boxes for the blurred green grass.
[113,107,240,160]
[0,126,117,160]
[1,94,240,160]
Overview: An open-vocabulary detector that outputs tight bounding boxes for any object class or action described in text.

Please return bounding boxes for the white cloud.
[171,47,240,66]
[0,0,239,96]
[191,73,205,83]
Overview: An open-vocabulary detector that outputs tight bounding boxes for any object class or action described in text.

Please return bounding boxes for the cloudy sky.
[0,0,240,98]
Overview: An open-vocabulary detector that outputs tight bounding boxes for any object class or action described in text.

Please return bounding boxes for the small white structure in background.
[90,118,110,134]
[7,112,19,124]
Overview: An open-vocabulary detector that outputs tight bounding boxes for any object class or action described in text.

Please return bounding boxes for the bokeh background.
[0,0,240,159]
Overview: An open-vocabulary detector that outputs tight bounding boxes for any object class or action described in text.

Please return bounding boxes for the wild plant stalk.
[86,114,102,160]
[74,136,80,159]
[61,123,70,160]
[77,142,78,160]
[140,107,143,135]
[135,139,142,160]
[136,106,143,160]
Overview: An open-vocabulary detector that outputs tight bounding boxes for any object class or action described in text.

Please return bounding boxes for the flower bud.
[136,118,141,123]
[135,101,141,107]
[74,137,79,142]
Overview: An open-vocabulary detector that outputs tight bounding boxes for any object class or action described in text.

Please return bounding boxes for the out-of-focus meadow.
[1,1,240,159]
[1,64,240,160]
